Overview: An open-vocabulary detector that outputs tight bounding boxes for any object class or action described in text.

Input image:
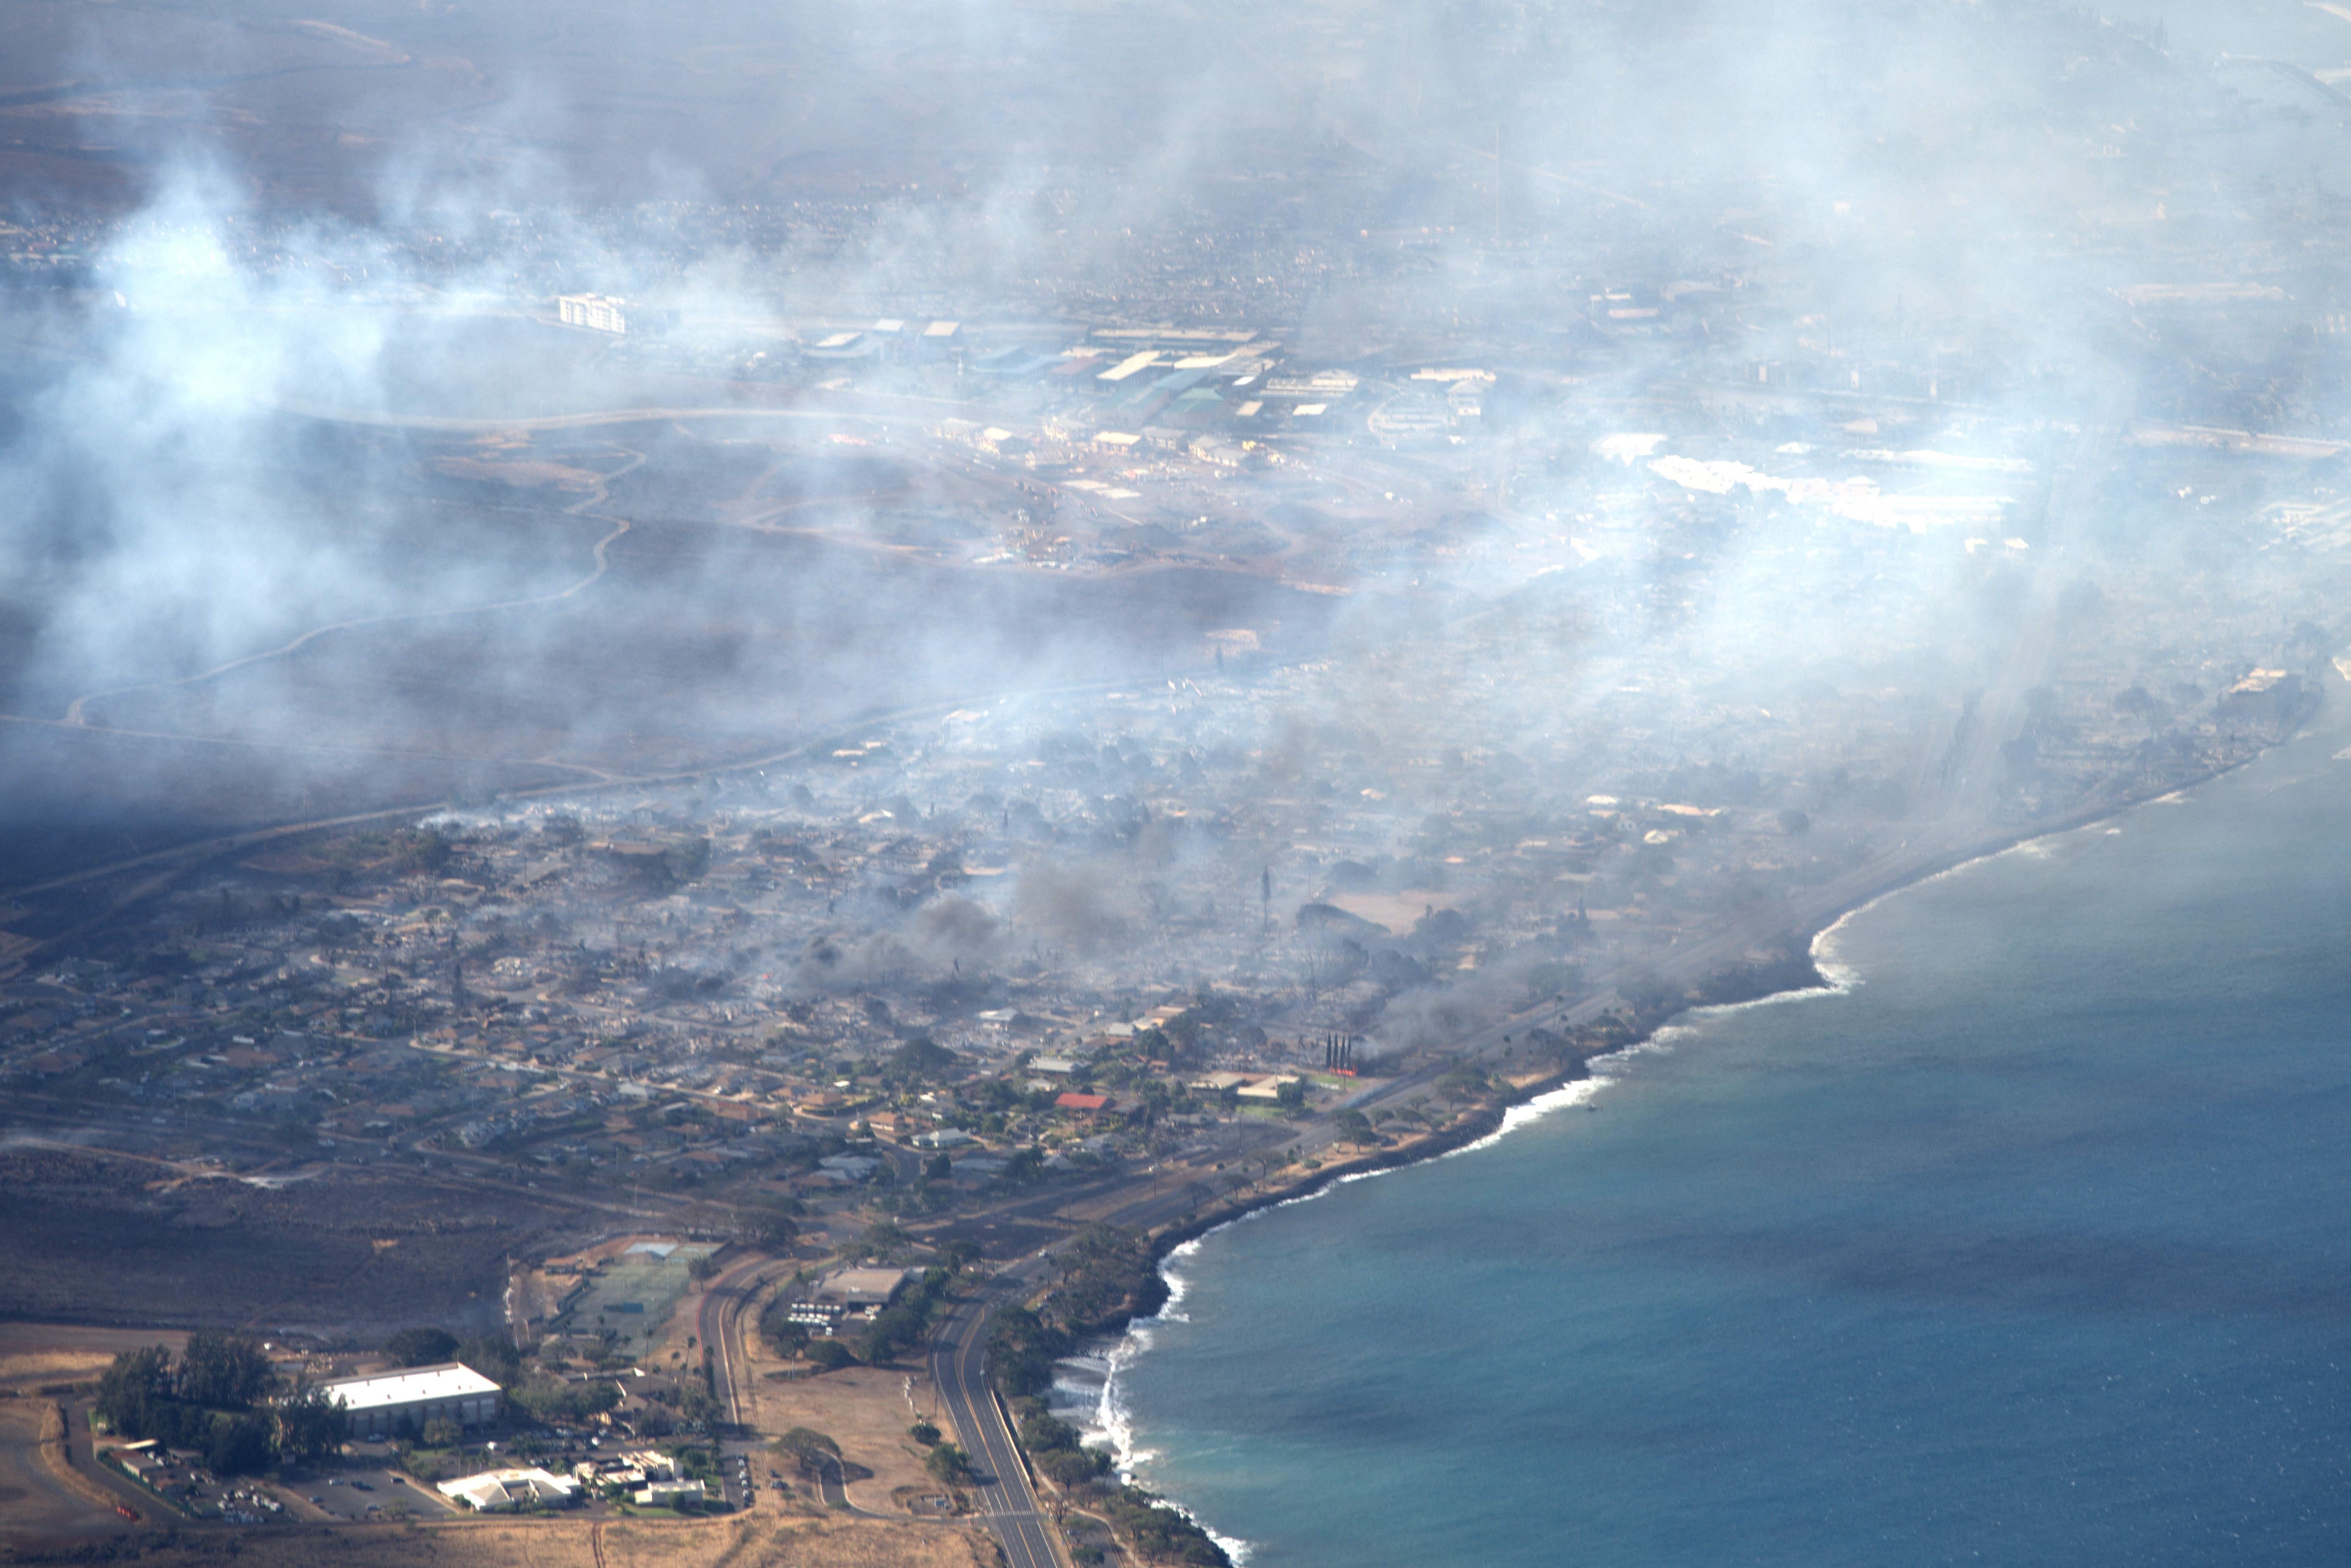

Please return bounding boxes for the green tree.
[1434,1064,1489,1103]
[987,1306,1069,1399]
[759,1299,811,1356]
[1037,1446,1111,1485]
[861,1304,926,1365]
[421,1416,463,1449]
[273,1382,349,1467]
[507,1376,619,1422]
[1274,1078,1307,1111]
[179,1330,276,1409]
[1017,1405,1097,1462]
[96,1346,175,1439]
[383,1327,460,1367]
[861,1221,913,1259]
[1101,1485,1231,1566]
[206,1411,273,1475]
[924,1151,953,1182]
[774,1427,840,1476]
[1162,1011,1203,1063]
[883,1036,960,1084]
[802,1339,856,1373]
[924,1442,974,1485]
[455,1335,522,1385]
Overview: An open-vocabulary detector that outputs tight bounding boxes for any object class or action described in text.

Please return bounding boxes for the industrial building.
[823,1265,916,1309]
[781,1265,919,1331]
[557,293,627,334]
[437,1467,580,1512]
[317,1362,503,1440]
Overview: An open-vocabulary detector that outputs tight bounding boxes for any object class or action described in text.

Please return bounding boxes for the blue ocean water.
[1109,718,2351,1567]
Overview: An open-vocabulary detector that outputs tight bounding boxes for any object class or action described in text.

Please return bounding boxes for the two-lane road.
[698,1252,799,1429]
[701,1247,1052,1553]
[930,1277,1063,1568]
[694,1241,1058,1562]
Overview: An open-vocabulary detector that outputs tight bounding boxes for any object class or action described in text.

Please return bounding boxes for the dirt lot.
[0,1148,573,1338]
[0,1513,996,1568]
[740,1333,954,1513]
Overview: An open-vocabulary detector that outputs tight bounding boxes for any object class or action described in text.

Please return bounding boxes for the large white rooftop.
[438,1467,578,1511]
[319,1362,501,1412]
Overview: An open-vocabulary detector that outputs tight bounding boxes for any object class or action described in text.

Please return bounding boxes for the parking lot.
[304,1463,457,1520]
[103,1447,302,1525]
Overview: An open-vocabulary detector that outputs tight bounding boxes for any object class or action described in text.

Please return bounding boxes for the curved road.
[929,1273,1062,1568]
[696,1245,1057,1562]
[698,1252,798,1429]
[810,1451,883,1516]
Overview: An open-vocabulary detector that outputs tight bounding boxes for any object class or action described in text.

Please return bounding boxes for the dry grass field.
[0,1321,192,1395]
[0,1348,116,1394]
[741,1333,956,1512]
[1,1513,996,1568]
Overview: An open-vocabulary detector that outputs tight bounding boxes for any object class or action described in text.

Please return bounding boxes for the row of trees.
[987,1305,1073,1401]
[1016,1402,1113,1487]
[1041,1227,1164,1337]
[860,1267,955,1364]
[1090,1483,1232,1568]
[989,1254,1229,1568]
[380,1325,523,1383]
[96,1333,346,1476]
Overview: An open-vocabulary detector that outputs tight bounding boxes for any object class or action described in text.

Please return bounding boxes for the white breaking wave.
[1442,1074,1610,1158]
[1810,904,1873,990]
[1086,1234,1255,1563]
[1091,1037,1670,1561]
[1085,876,1942,1562]
[1089,1235,1202,1472]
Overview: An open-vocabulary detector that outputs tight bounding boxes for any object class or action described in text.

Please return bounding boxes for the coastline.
[1066,690,2345,1555]
[1138,758,2286,1249]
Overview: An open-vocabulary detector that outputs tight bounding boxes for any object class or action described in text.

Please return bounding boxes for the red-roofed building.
[1055,1091,1110,1113]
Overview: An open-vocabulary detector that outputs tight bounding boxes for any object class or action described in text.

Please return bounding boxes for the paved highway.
[698,1252,800,1429]
[929,1272,1063,1568]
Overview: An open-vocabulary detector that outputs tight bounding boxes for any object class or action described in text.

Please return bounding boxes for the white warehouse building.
[317,1362,504,1440]
[557,293,628,333]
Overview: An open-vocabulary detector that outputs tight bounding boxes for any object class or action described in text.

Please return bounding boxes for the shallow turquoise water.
[1111,723,2351,1566]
